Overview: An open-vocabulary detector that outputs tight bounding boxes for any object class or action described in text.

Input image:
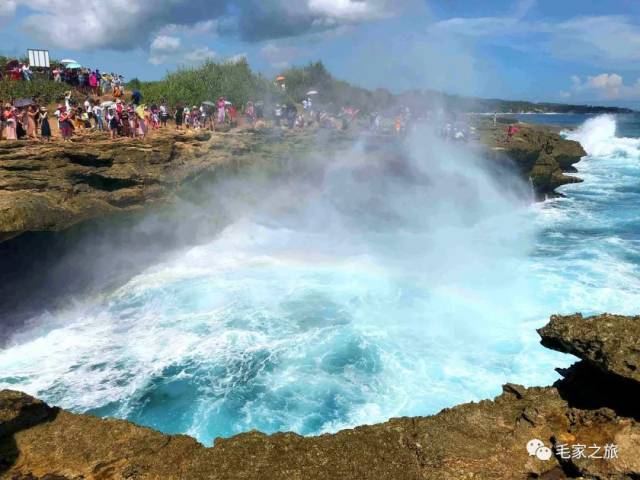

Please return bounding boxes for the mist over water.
[1,116,638,445]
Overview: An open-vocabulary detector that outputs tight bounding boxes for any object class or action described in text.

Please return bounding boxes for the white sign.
[27,49,50,68]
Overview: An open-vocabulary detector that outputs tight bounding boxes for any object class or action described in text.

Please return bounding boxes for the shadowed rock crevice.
[0,391,59,475]
[75,172,139,191]
[554,361,640,421]
[63,152,113,168]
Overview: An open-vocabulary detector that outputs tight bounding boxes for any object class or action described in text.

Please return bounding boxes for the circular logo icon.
[535,446,553,461]
[527,439,545,456]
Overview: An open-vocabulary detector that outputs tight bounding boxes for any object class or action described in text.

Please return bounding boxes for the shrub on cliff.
[0,79,68,105]
[279,61,390,113]
[132,59,280,108]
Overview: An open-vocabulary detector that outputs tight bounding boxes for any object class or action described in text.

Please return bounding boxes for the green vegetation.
[130,59,278,107]
[279,62,388,112]
[0,53,633,114]
[0,79,68,105]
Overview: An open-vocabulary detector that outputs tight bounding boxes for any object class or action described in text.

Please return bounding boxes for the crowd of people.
[0,88,268,142]
[1,59,125,97]
[1,103,51,141]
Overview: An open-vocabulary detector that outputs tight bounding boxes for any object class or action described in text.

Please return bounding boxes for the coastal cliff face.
[0,129,319,243]
[1,124,586,243]
[2,313,639,480]
[478,121,586,198]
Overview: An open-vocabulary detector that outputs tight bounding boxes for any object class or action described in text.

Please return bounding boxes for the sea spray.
[5,119,634,445]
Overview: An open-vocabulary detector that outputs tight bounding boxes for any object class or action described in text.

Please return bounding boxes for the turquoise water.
[1,115,638,445]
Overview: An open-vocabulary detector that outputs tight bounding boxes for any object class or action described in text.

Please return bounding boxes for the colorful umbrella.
[60,59,78,65]
[276,76,285,82]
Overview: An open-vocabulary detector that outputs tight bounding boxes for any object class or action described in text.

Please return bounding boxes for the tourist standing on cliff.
[92,104,104,131]
[245,101,255,125]
[160,102,169,127]
[26,105,38,140]
[107,109,118,139]
[58,107,73,142]
[175,103,184,130]
[2,105,17,140]
[217,97,226,124]
[39,107,51,141]
[89,72,99,96]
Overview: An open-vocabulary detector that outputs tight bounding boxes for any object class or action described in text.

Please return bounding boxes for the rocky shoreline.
[476,120,586,199]
[0,122,586,243]
[2,313,639,479]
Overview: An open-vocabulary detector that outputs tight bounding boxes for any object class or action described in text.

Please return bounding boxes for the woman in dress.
[137,108,147,139]
[26,105,38,140]
[217,96,226,124]
[3,105,17,140]
[120,110,131,137]
[59,107,73,141]
[39,107,51,141]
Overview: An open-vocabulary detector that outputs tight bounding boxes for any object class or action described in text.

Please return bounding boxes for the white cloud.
[430,12,640,67]
[307,0,392,21]
[183,47,217,64]
[3,0,403,51]
[0,0,17,19]
[567,73,640,100]
[151,35,181,53]
[260,42,308,69]
[148,35,182,64]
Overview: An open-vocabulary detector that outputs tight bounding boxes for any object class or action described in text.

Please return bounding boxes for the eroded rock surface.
[540,313,640,384]
[1,123,586,243]
[2,313,640,479]
[477,121,586,198]
[0,129,317,243]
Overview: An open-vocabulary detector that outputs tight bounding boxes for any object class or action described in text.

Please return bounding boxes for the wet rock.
[477,121,586,198]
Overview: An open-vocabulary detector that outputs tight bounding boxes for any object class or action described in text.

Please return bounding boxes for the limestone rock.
[539,313,640,384]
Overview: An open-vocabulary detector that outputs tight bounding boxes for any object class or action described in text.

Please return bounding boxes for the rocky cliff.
[1,124,586,243]
[0,128,321,243]
[2,313,638,480]
[477,121,586,199]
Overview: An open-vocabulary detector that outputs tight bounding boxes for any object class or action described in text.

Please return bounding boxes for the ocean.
[1,114,638,446]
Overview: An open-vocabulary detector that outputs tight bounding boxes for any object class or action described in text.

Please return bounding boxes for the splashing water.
[1,117,638,445]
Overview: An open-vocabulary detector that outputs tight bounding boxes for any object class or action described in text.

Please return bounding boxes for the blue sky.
[1,0,639,107]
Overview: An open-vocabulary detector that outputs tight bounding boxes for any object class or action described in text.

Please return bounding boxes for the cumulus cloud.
[5,0,402,51]
[568,73,640,100]
[148,35,182,65]
[260,42,308,69]
[184,47,218,64]
[430,12,640,67]
[0,0,17,19]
